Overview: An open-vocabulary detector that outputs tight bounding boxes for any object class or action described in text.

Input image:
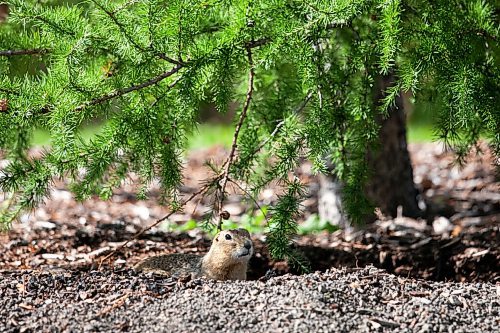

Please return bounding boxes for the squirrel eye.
[224,233,232,240]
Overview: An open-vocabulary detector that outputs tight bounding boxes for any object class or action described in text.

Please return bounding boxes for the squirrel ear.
[237,228,250,238]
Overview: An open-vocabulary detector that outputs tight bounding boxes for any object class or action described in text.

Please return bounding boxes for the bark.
[0,5,8,22]
[318,74,423,226]
[364,74,422,219]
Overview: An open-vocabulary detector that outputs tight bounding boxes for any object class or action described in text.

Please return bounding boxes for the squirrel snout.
[244,241,252,250]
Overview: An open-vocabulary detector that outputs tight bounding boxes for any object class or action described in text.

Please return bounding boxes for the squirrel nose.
[244,241,252,250]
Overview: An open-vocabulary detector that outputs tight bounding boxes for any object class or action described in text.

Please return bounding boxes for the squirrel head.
[211,228,253,263]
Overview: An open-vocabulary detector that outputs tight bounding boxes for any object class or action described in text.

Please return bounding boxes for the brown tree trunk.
[318,74,423,226]
[364,74,422,219]
[0,5,8,22]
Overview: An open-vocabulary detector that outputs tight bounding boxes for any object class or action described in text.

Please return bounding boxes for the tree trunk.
[0,5,8,22]
[364,74,422,219]
[318,74,422,226]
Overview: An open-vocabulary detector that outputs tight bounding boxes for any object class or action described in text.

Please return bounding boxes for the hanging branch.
[231,90,314,178]
[216,44,255,231]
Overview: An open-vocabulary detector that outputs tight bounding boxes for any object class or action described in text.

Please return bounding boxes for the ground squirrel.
[134,229,253,281]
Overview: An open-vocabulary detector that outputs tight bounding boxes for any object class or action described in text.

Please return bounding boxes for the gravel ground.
[1,266,498,333]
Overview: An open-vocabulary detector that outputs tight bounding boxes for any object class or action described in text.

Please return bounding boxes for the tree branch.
[75,63,182,112]
[246,38,270,49]
[259,91,313,150]
[0,48,49,57]
[216,45,255,231]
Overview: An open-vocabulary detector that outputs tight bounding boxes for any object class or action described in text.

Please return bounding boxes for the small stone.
[420,323,431,333]
[368,320,381,329]
[433,217,453,235]
[132,205,150,220]
[413,297,432,305]
[448,295,462,306]
[114,259,126,265]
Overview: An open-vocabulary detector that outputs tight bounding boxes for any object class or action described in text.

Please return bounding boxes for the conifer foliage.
[0,0,498,265]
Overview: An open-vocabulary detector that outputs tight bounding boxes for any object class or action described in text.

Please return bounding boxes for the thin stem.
[216,46,255,231]
[246,38,270,48]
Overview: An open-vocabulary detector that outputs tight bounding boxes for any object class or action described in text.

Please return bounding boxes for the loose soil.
[1,267,498,332]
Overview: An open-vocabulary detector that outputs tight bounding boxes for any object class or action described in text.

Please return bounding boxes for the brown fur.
[134,229,253,281]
